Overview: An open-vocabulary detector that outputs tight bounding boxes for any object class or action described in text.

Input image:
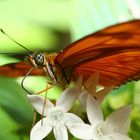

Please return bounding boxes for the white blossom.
[69,95,132,140]
[28,87,83,140]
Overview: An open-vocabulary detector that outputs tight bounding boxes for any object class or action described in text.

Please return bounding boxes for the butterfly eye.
[34,52,45,66]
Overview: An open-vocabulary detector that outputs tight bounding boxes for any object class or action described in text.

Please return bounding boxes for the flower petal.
[110,132,132,140]
[78,91,88,107]
[84,72,99,94]
[28,95,54,116]
[75,75,83,92]
[30,117,52,140]
[53,124,68,140]
[94,86,113,100]
[68,123,93,139]
[56,87,79,112]
[105,105,131,134]
[65,113,84,127]
[87,95,103,124]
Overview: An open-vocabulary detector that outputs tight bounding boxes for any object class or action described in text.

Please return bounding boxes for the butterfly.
[1,19,140,94]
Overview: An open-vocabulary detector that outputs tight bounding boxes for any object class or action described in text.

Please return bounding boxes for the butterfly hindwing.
[0,62,44,77]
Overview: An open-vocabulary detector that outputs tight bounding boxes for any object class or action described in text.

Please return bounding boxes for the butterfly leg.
[41,90,47,126]
[35,82,54,125]
[35,82,54,95]
[30,83,54,129]
[31,111,37,131]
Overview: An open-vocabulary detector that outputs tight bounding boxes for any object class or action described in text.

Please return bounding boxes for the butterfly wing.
[0,62,44,77]
[75,51,140,86]
[55,20,140,86]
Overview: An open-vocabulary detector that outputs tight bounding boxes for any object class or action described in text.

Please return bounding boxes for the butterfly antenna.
[21,67,35,95]
[0,29,32,53]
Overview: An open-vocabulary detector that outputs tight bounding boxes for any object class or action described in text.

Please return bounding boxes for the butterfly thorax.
[44,53,72,88]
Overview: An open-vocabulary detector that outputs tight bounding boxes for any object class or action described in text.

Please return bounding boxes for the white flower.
[69,95,132,140]
[78,72,113,106]
[28,87,83,140]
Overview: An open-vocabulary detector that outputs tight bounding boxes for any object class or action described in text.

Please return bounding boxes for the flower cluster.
[28,73,132,140]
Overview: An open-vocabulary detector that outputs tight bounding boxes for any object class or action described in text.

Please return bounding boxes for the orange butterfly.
[1,19,140,93]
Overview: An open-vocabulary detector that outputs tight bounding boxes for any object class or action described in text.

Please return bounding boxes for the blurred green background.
[0,0,140,140]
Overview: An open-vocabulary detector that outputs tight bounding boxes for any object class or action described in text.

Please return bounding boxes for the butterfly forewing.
[55,20,140,86]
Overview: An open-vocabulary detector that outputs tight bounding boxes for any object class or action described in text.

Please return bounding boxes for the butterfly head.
[27,52,45,67]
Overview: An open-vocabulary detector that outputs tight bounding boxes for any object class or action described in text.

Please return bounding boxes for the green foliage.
[0,77,33,139]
